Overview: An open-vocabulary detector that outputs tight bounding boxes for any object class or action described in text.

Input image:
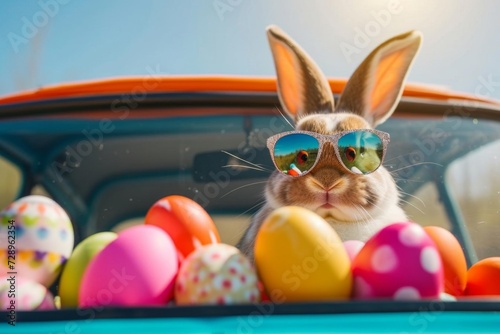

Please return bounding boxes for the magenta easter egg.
[79,225,178,307]
[352,222,443,300]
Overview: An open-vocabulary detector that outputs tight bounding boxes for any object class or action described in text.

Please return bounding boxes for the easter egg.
[79,225,178,307]
[175,243,259,305]
[343,240,365,262]
[145,195,220,261]
[465,257,500,296]
[352,222,443,300]
[0,276,55,311]
[0,195,74,287]
[423,226,467,296]
[255,206,352,302]
[59,232,117,308]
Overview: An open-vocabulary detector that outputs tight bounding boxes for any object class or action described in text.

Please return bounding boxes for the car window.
[447,139,500,260]
[386,116,500,262]
[0,155,22,209]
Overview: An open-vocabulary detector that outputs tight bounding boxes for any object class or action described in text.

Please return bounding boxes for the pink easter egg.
[79,225,178,307]
[343,240,365,262]
[352,222,443,300]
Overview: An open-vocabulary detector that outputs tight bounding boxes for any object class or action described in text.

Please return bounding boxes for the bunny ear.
[267,25,335,121]
[336,30,422,127]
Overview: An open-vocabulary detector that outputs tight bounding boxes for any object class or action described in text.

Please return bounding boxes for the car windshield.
[1,99,499,263]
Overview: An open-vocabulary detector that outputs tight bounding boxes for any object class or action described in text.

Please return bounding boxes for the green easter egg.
[58,232,117,307]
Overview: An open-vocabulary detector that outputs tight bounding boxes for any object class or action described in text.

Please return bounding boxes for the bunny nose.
[310,177,344,192]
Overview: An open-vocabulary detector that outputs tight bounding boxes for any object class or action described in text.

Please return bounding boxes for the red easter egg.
[145,195,220,260]
[465,257,500,296]
[352,222,443,300]
[423,226,467,296]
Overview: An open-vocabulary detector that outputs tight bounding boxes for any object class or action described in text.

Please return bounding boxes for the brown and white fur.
[237,25,422,261]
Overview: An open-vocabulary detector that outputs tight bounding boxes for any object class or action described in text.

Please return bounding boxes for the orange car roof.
[0,75,499,107]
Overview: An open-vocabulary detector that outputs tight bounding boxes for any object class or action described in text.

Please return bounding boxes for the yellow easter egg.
[254,206,352,302]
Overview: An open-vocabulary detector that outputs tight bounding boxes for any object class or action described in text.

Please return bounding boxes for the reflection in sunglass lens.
[273,134,319,176]
[338,131,384,174]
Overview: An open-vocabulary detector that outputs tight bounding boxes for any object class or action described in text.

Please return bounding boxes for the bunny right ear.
[267,25,335,121]
[336,31,422,127]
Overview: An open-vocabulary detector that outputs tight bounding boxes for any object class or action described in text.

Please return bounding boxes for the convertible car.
[0,76,499,333]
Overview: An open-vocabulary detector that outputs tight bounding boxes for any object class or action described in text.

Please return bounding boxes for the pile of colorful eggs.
[255,206,500,302]
[0,195,260,310]
[0,195,499,310]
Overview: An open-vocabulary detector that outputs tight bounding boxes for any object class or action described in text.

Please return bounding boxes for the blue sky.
[1,0,499,100]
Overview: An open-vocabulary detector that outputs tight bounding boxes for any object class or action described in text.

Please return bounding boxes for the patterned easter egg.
[0,276,55,311]
[175,244,260,305]
[0,196,74,287]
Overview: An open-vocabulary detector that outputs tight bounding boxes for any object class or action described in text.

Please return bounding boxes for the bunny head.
[263,25,422,241]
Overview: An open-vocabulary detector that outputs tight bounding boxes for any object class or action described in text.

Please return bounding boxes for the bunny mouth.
[318,191,337,209]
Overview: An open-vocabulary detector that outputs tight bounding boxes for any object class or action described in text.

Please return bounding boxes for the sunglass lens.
[338,131,384,174]
[274,134,319,176]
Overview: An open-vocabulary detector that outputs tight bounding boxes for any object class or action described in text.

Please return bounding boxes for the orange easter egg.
[423,226,467,296]
[465,257,500,296]
[145,195,220,261]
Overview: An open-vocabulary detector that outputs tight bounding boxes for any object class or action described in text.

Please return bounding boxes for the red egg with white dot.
[352,222,444,300]
[145,195,220,261]
[175,243,260,305]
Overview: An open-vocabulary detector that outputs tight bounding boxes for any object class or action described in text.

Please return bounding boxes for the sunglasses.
[267,129,390,176]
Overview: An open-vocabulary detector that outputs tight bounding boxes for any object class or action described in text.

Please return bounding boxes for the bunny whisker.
[220,181,269,199]
[221,150,273,172]
[385,161,443,174]
[391,177,428,184]
[363,199,384,219]
[274,106,294,129]
[238,199,267,218]
[222,164,272,173]
[398,197,425,215]
[356,205,373,223]
[398,190,426,207]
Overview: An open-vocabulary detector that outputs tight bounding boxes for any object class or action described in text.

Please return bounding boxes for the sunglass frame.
[266,129,390,176]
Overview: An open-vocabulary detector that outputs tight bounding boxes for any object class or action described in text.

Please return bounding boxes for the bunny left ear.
[336,30,422,127]
[266,25,335,121]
